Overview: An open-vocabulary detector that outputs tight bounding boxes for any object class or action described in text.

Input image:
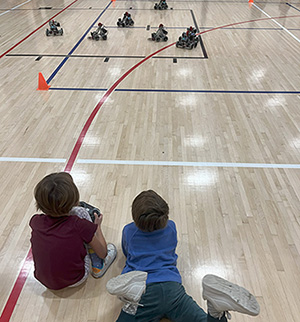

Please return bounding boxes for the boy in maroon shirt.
[30,172,116,290]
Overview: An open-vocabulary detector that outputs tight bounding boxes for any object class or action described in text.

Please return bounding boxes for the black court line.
[199,26,300,30]
[108,25,300,31]
[3,6,194,14]
[114,0,213,1]
[286,2,300,12]
[116,0,289,2]
[1,1,290,9]
[102,26,149,29]
[153,56,206,59]
[0,7,110,10]
[7,53,206,60]
[7,53,146,59]
[0,7,188,11]
[190,10,208,58]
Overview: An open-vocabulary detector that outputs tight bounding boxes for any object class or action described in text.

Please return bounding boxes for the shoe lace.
[118,296,144,315]
[207,301,232,320]
[213,311,232,321]
[224,311,232,320]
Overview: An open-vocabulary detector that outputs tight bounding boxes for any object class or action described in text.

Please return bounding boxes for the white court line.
[0,10,10,16]
[0,157,299,169]
[76,159,300,169]
[0,157,66,163]
[0,0,32,17]
[254,3,300,43]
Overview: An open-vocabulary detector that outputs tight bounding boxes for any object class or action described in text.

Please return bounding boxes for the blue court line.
[46,1,111,84]
[50,87,107,91]
[286,2,300,12]
[49,87,300,94]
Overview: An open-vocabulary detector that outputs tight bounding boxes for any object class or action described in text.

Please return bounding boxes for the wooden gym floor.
[0,0,299,321]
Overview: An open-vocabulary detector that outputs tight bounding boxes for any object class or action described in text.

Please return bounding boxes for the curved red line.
[1,13,299,322]
[198,14,300,35]
[0,0,80,59]
[64,42,175,172]
[64,13,300,172]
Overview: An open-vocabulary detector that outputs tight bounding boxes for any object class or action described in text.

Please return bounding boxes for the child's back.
[121,220,181,284]
[30,172,116,290]
[30,213,96,289]
[106,190,260,322]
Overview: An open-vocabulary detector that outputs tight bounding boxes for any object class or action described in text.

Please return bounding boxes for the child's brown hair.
[34,172,79,217]
[132,190,169,232]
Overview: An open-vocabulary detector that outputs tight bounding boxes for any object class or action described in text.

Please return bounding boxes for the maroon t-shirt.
[29,214,97,290]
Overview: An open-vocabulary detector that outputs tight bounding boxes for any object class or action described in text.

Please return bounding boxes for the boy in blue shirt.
[107,190,260,321]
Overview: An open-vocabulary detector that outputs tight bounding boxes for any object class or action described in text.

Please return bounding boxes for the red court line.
[64,14,300,172]
[1,13,299,322]
[0,249,33,322]
[0,0,80,59]
[64,42,175,172]
[198,14,300,35]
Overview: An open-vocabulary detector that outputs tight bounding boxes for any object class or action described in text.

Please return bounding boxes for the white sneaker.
[202,274,260,319]
[106,271,148,302]
[91,243,117,278]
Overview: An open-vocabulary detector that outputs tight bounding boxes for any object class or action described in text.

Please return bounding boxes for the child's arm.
[88,214,108,259]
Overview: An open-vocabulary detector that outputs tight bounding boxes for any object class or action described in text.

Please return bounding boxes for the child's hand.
[94,213,103,225]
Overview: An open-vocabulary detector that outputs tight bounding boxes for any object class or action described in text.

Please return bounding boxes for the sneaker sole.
[202,274,260,316]
[106,271,147,296]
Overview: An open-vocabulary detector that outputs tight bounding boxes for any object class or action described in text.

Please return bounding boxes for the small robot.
[151,24,168,42]
[46,20,63,36]
[154,0,168,10]
[90,23,108,40]
[176,26,199,49]
[117,12,134,27]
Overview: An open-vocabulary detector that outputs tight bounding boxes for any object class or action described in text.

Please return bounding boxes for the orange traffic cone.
[248,0,253,8]
[37,72,50,90]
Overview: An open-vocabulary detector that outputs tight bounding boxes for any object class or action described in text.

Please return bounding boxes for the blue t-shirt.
[121,220,182,284]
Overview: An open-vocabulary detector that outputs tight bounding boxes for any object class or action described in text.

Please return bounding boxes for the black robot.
[154,0,168,10]
[151,24,168,41]
[176,26,199,49]
[90,23,108,40]
[46,20,63,36]
[117,12,134,27]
